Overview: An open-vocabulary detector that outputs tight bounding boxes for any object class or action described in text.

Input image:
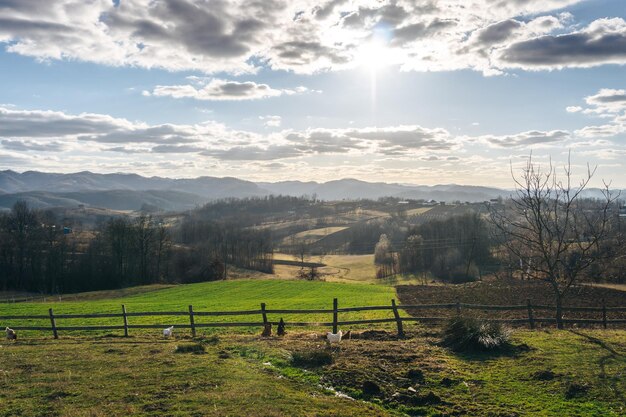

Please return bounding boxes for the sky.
[1,0,626,188]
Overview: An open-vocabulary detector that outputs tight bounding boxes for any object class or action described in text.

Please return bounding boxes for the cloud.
[391,18,457,46]
[584,88,626,113]
[0,0,288,74]
[567,88,626,138]
[151,144,206,153]
[0,106,129,138]
[497,18,626,70]
[0,151,28,165]
[345,125,452,151]
[0,105,245,147]
[574,124,625,138]
[478,130,570,147]
[202,145,301,161]
[147,78,312,101]
[1,105,579,164]
[104,146,150,154]
[260,115,282,127]
[1,139,65,152]
[0,0,606,75]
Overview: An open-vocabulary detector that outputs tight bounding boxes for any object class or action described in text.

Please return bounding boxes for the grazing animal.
[261,323,272,337]
[326,330,343,345]
[5,327,17,340]
[163,326,174,338]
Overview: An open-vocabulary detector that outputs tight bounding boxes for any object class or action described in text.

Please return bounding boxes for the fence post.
[189,305,196,337]
[48,308,58,339]
[261,303,268,327]
[602,298,607,330]
[526,299,535,330]
[391,299,405,338]
[122,304,129,337]
[332,298,338,334]
[455,299,461,316]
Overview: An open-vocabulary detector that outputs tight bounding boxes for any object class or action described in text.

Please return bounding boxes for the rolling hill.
[6,169,619,211]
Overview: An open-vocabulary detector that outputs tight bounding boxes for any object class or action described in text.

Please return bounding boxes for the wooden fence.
[2,298,625,339]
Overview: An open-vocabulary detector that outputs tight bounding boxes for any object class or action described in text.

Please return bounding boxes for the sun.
[356,41,391,72]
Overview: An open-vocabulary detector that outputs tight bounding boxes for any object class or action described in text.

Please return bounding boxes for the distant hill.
[0,170,266,198]
[7,169,621,211]
[0,190,207,211]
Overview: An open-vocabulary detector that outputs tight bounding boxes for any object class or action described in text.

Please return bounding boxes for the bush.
[291,350,333,367]
[442,317,511,352]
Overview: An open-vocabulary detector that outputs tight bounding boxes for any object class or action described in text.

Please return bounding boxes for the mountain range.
[0,170,617,212]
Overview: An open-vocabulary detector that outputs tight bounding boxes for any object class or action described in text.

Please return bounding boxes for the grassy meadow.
[2,263,625,416]
[1,328,624,416]
[0,280,399,337]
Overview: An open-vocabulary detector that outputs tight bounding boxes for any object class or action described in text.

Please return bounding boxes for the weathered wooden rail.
[2,298,625,339]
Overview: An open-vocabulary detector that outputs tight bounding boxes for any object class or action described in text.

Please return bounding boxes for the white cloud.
[3,0,619,76]
[585,88,626,113]
[575,124,625,138]
[148,79,312,101]
[1,105,624,186]
[260,115,282,127]
[567,88,626,138]
[477,130,570,148]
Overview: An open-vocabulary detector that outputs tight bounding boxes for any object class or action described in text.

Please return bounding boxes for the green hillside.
[1,280,398,336]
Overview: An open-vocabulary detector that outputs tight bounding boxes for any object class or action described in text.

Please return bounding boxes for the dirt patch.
[397,280,626,326]
[353,330,398,341]
[262,332,457,414]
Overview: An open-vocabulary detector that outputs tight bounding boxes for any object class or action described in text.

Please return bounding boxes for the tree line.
[0,201,274,294]
[374,213,494,282]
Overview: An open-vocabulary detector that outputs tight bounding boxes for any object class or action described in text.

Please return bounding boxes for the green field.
[2,328,624,416]
[2,280,625,416]
[0,280,399,336]
[0,335,388,417]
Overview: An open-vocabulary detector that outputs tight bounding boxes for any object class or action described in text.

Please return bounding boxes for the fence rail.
[2,298,625,339]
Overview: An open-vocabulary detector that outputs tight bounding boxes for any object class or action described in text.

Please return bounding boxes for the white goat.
[326,330,343,344]
[163,326,174,338]
[5,327,17,340]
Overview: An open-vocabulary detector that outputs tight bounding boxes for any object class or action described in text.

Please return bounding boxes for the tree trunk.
[555,292,564,330]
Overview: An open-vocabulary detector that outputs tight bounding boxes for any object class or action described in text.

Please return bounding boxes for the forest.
[1,191,624,295]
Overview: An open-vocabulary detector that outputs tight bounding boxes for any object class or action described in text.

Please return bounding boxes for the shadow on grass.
[448,342,532,362]
[569,330,625,404]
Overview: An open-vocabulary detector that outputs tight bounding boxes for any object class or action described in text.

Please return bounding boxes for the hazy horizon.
[1,1,626,188]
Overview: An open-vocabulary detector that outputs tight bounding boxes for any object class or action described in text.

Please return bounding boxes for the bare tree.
[490,155,619,328]
[154,221,171,282]
[290,236,311,269]
[375,234,396,278]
